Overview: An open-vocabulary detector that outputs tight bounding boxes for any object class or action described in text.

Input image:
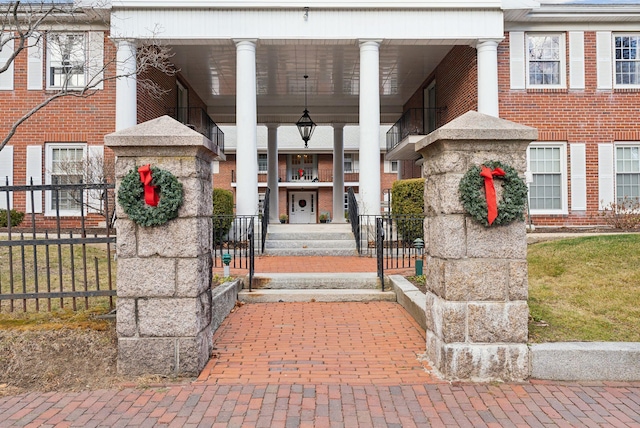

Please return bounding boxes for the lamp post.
[413,238,424,276]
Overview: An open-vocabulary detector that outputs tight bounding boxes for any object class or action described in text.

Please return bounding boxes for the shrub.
[213,188,234,242]
[391,178,425,242]
[598,197,640,230]
[0,209,25,227]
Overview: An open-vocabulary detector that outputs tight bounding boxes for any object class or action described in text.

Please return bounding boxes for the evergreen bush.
[0,209,25,228]
[213,188,234,242]
[391,178,425,242]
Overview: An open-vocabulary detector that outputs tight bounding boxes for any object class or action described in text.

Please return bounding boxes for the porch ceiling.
[169,41,456,125]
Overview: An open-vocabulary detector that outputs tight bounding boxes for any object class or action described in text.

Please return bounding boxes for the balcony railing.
[231,169,360,183]
[166,107,224,152]
[386,107,445,153]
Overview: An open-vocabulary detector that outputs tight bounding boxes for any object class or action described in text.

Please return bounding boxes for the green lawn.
[528,234,640,343]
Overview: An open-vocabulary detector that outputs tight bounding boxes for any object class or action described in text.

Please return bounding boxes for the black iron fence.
[386,107,445,152]
[0,182,116,313]
[261,187,270,253]
[347,187,360,253]
[376,217,385,290]
[166,107,225,152]
[357,214,425,270]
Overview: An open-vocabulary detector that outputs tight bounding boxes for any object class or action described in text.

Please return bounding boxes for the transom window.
[616,145,640,203]
[47,33,86,89]
[527,144,567,213]
[526,34,565,88]
[614,35,640,86]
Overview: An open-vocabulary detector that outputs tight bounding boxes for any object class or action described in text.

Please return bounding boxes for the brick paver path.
[198,302,435,385]
[1,301,640,426]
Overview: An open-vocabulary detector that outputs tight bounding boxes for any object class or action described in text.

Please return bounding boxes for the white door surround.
[289,191,317,224]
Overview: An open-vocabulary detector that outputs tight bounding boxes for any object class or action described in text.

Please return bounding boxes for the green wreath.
[458,160,528,227]
[117,166,183,227]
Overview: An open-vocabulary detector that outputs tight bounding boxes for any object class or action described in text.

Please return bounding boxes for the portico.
[110,1,504,217]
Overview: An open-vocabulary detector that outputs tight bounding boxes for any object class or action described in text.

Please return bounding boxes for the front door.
[289,191,316,224]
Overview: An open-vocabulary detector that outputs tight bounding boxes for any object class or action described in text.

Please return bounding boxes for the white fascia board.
[112,1,502,9]
[110,8,504,40]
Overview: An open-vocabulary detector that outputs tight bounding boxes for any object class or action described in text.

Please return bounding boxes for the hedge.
[0,209,25,228]
[213,188,234,242]
[391,178,425,242]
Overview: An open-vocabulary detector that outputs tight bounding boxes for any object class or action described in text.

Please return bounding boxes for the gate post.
[416,111,537,381]
[105,116,220,376]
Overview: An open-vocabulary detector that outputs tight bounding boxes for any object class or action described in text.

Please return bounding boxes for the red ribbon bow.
[298,168,304,178]
[479,165,505,225]
[138,164,159,207]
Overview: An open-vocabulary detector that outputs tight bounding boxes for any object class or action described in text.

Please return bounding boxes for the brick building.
[1,1,639,227]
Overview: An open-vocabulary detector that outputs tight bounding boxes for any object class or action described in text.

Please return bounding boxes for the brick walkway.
[1,302,640,426]
[1,260,640,426]
[198,302,435,385]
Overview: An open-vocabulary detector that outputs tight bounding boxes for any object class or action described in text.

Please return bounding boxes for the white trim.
[0,146,14,210]
[598,143,615,210]
[596,31,613,90]
[509,31,526,90]
[525,32,566,89]
[212,160,220,174]
[46,32,88,90]
[27,33,44,90]
[613,142,640,204]
[26,146,43,214]
[527,142,568,215]
[0,32,15,90]
[44,143,87,217]
[570,143,586,211]
[568,31,585,90]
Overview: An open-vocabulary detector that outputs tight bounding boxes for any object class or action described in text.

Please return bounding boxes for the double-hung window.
[614,34,640,86]
[45,143,86,215]
[526,33,565,88]
[47,33,86,89]
[615,145,640,203]
[258,154,268,174]
[527,143,568,214]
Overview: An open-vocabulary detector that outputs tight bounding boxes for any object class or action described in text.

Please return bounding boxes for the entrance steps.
[263,223,357,256]
[238,272,396,303]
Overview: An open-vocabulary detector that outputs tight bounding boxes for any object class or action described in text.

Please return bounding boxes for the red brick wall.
[0,32,116,229]
[498,31,640,227]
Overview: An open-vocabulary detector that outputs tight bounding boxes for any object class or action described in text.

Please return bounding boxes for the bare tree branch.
[0,1,177,152]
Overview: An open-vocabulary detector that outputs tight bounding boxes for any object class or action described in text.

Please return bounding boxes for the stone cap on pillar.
[105,115,224,161]
[415,110,538,154]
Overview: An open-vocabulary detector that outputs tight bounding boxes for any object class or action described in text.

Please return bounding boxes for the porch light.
[296,75,316,148]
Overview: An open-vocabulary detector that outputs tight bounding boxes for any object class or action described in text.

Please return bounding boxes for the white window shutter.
[596,32,613,90]
[87,31,104,90]
[0,32,15,90]
[27,33,43,90]
[383,160,391,173]
[569,32,585,90]
[86,145,104,213]
[509,32,526,90]
[354,154,359,171]
[26,145,43,214]
[598,143,614,210]
[570,143,586,211]
[212,160,220,174]
[0,146,14,209]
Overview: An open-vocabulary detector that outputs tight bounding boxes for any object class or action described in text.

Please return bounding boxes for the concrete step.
[262,248,358,256]
[264,239,357,249]
[238,288,397,303]
[266,232,355,241]
[251,273,381,290]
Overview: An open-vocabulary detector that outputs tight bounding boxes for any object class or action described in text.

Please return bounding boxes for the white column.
[359,40,381,216]
[115,40,137,131]
[476,39,501,118]
[235,40,259,216]
[332,123,345,223]
[267,124,279,222]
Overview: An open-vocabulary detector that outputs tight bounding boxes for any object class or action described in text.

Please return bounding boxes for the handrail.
[347,187,360,254]
[386,107,445,153]
[261,187,270,253]
[166,107,225,152]
[376,217,385,291]
[248,217,254,292]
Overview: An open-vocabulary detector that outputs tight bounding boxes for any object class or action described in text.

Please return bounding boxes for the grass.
[0,238,115,314]
[528,234,640,343]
